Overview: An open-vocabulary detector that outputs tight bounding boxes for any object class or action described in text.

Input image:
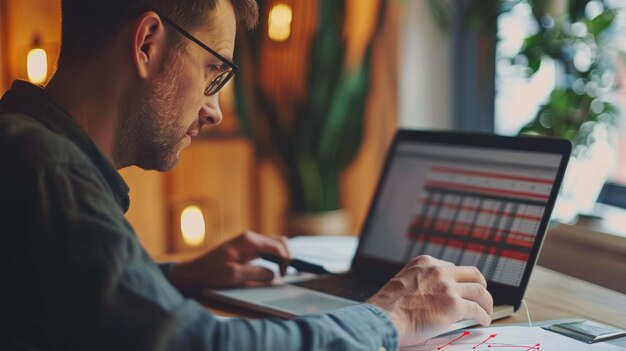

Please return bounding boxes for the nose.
[199,94,223,127]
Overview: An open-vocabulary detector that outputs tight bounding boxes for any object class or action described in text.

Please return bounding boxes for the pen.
[260,254,331,275]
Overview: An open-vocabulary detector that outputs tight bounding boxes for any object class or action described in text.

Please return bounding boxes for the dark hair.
[59,0,258,63]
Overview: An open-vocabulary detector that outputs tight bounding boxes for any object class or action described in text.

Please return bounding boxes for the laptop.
[204,130,571,331]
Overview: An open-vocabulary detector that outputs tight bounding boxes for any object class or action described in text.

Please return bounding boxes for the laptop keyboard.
[292,272,388,302]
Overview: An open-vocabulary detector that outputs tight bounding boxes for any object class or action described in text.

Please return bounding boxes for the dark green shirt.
[0,80,397,351]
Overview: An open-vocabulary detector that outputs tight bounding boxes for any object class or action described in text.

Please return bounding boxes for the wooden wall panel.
[168,138,255,251]
[119,167,168,257]
[257,159,288,235]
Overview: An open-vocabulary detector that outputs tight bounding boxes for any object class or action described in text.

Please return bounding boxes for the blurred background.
[1,1,625,291]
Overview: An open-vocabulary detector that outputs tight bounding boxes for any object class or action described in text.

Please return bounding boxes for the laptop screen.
[359,139,564,288]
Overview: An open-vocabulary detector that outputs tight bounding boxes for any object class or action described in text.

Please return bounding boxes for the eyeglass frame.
[159,15,238,96]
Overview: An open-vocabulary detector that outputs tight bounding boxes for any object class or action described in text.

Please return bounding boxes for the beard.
[113,51,196,171]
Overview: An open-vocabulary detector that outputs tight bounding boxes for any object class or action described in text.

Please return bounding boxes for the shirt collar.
[0,80,130,212]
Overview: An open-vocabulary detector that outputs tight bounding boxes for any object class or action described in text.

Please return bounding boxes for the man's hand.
[366,255,493,346]
[169,231,290,290]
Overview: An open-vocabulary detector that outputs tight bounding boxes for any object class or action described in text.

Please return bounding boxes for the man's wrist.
[360,304,400,351]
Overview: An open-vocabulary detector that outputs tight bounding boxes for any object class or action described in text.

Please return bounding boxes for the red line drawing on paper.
[473,334,497,349]
[487,343,540,350]
[437,331,471,350]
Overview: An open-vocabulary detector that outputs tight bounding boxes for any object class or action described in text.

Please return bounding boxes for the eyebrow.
[210,45,234,62]
[206,55,233,66]
[199,47,234,67]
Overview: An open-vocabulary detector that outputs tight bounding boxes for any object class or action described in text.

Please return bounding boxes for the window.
[495,0,626,213]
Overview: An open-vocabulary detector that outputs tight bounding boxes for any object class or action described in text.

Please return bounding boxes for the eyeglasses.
[160,15,238,96]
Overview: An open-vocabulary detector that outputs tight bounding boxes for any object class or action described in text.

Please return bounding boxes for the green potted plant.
[510,0,624,216]
[515,0,621,141]
[234,0,386,235]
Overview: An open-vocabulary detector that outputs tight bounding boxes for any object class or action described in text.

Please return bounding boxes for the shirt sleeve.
[158,262,176,279]
[29,163,398,351]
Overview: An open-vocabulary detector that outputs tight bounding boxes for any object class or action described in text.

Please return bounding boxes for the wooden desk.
[494,266,626,328]
[198,266,626,329]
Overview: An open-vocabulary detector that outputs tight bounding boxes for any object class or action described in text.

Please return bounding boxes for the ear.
[132,12,167,79]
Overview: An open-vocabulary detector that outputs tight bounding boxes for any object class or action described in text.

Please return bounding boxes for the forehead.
[191,0,236,55]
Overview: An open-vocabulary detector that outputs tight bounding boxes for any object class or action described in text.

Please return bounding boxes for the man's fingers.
[235,264,275,284]
[451,266,487,288]
[239,231,291,262]
[262,234,290,253]
[437,260,456,268]
[411,255,455,267]
[254,235,291,276]
[459,282,494,315]
[270,236,289,276]
[254,232,290,258]
[460,299,492,327]
[399,255,455,275]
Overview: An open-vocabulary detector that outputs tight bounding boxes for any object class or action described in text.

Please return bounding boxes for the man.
[0,0,493,350]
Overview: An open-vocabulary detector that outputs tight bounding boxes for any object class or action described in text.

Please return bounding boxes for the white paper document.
[286,235,357,273]
[250,235,358,280]
[400,326,621,351]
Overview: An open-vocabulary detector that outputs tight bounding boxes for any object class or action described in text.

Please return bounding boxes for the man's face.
[114,0,236,171]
